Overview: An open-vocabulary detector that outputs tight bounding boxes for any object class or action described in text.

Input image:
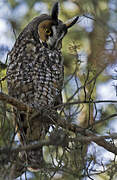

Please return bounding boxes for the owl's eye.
[45,28,52,35]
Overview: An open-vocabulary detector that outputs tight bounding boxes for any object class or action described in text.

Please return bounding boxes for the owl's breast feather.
[7,41,64,109]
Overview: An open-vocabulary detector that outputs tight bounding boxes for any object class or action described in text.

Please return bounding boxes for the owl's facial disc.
[38,21,67,49]
[47,24,67,49]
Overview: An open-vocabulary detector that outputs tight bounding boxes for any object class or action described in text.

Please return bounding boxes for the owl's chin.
[40,39,62,50]
[47,41,62,50]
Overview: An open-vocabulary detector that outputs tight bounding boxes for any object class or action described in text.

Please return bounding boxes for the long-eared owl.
[7,2,78,173]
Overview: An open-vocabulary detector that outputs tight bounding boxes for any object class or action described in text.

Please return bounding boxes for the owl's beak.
[48,39,61,50]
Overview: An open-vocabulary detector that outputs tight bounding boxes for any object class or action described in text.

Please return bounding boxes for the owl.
[7,2,78,175]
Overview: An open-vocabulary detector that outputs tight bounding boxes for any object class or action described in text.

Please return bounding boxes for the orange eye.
[45,29,51,35]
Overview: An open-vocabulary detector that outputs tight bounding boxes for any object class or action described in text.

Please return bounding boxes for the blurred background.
[0,0,117,179]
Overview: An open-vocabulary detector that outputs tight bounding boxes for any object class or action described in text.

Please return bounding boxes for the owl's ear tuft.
[51,2,59,21]
[65,16,79,29]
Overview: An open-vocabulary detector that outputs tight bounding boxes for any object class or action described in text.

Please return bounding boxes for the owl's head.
[30,2,78,49]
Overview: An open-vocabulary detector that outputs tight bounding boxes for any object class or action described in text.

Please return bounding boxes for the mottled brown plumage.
[7,2,78,174]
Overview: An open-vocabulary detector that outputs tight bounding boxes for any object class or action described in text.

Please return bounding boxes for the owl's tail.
[15,112,49,173]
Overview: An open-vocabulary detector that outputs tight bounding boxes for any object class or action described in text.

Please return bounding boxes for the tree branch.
[0,92,117,112]
[1,133,117,155]
[0,92,32,112]
[0,92,117,155]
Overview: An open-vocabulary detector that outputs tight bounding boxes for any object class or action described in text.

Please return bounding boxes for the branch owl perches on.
[7,1,78,177]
